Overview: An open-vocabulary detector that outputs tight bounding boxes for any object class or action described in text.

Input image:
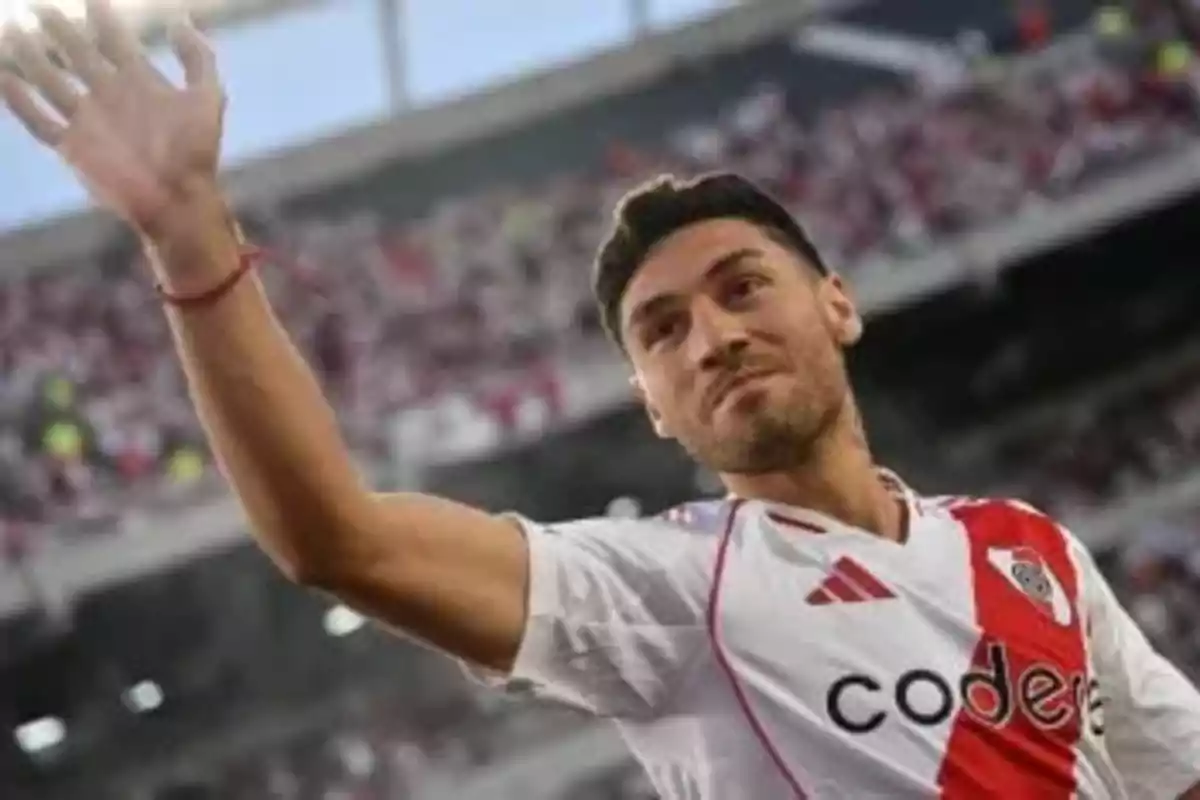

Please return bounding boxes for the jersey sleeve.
[465,515,714,719]
[1071,535,1200,799]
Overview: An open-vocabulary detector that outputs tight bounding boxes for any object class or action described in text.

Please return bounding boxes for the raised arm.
[0,1,527,671]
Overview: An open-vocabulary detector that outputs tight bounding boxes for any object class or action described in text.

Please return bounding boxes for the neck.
[719,402,904,542]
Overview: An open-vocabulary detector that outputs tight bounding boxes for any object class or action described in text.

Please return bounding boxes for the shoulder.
[931,493,1101,583]
[655,497,741,536]
[518,498,734,565]
[535,495,736,538]
[929,493,1086,555]
[928,493,1059,525]
[929,495,1109,630]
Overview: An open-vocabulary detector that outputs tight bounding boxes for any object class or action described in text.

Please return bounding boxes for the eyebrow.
[626,246,764,331]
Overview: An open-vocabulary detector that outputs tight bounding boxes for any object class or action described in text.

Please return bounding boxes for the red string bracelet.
[155,245,266,309]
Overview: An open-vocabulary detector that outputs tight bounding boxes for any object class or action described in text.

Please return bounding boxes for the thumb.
[169,15,216,90]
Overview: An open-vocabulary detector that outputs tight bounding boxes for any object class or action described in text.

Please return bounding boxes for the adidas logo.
[805,557,896,605]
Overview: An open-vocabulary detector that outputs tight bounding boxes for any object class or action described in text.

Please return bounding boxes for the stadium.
[2,0,1200,796]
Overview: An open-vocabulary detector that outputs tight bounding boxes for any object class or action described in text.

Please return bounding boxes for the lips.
[706,369,776,413]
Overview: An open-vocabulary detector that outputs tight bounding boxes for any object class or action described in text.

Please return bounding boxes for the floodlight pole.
[378,0,409,112]
[630,0,650,36]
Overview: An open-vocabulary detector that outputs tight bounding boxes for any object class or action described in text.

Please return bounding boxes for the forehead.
[620,218,801,321]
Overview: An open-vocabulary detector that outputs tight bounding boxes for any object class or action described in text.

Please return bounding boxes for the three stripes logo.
[805,557,895,605]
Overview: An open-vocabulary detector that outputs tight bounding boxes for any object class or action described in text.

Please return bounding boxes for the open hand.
[1,0,225,238]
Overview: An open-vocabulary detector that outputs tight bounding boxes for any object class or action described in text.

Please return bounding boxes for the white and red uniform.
[472,476,1200,799]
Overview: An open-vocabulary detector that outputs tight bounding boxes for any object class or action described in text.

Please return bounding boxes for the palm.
[61,72,222,230]
[1,0,224,234]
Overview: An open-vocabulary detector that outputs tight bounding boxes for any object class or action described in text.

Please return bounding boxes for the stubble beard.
[687,387,846,476]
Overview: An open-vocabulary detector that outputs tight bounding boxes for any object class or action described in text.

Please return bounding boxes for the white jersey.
[471,479,1200,799]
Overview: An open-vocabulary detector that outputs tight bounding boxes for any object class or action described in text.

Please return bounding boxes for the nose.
[688,299,751,371]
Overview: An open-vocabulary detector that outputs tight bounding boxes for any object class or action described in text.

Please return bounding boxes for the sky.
[0,0,727,232]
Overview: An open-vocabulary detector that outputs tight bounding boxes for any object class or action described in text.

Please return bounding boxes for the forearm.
[4,2,532,671]
[144,190,531,666]
[146,188,372,580]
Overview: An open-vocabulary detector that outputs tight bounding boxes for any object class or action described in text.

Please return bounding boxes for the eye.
[643,314,686,349]
[725,274,767,304]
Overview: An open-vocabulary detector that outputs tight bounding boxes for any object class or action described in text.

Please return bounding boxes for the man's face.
[619,218,862,474]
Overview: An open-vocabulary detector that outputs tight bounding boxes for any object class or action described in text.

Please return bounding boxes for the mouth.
[707,369,777,413]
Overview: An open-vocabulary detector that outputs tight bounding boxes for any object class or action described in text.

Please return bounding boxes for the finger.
[5,24,80,118]
[169,17,216,89]
[0,73,67,146]
[34,5,111,89]
[86,0,142,67]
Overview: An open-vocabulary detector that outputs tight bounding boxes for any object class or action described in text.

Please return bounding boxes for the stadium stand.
[4,0,1200,798]
[2,16,1197,560]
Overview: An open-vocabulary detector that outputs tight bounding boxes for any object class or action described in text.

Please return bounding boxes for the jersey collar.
[735,467,919,542]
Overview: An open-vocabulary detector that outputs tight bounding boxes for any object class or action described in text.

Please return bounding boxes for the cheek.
[780,328,840,381]
[641,363,692,417]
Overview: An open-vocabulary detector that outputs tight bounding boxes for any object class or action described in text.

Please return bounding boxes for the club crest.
[986,546,1072,626]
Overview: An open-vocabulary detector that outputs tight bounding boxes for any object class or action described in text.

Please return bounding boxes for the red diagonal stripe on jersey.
[835,557,895,600]
[805,586,835,605]
[821,573,866,602]
[939,501,1086,799]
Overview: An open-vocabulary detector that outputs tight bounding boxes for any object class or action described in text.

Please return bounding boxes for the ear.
[630,374,672,439]
[820,274,863,346]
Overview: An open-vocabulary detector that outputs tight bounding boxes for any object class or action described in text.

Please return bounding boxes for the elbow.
[275,552,325,588]
[272,533,367,591]
[275,545,362,592]
[257,500,381,591]
[260,532,329,587]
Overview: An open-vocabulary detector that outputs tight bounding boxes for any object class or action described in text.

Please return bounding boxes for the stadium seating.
[1,35,1196,566]
[983,367,1200,515]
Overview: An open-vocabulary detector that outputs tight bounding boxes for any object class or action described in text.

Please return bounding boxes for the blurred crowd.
[5,6,1200,799]
[157,689,592,800]
[3,24,1200,567]
[1102,508,1200,674]
[988,364,1200,516]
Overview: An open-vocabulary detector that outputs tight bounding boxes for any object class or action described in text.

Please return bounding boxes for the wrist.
[140,180,245,295]
[139,177,233,246]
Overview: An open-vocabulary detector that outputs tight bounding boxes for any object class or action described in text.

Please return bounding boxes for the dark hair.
[592,172,827,350]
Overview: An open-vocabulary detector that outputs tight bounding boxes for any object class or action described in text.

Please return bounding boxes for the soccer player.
[4,3,1200,797]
